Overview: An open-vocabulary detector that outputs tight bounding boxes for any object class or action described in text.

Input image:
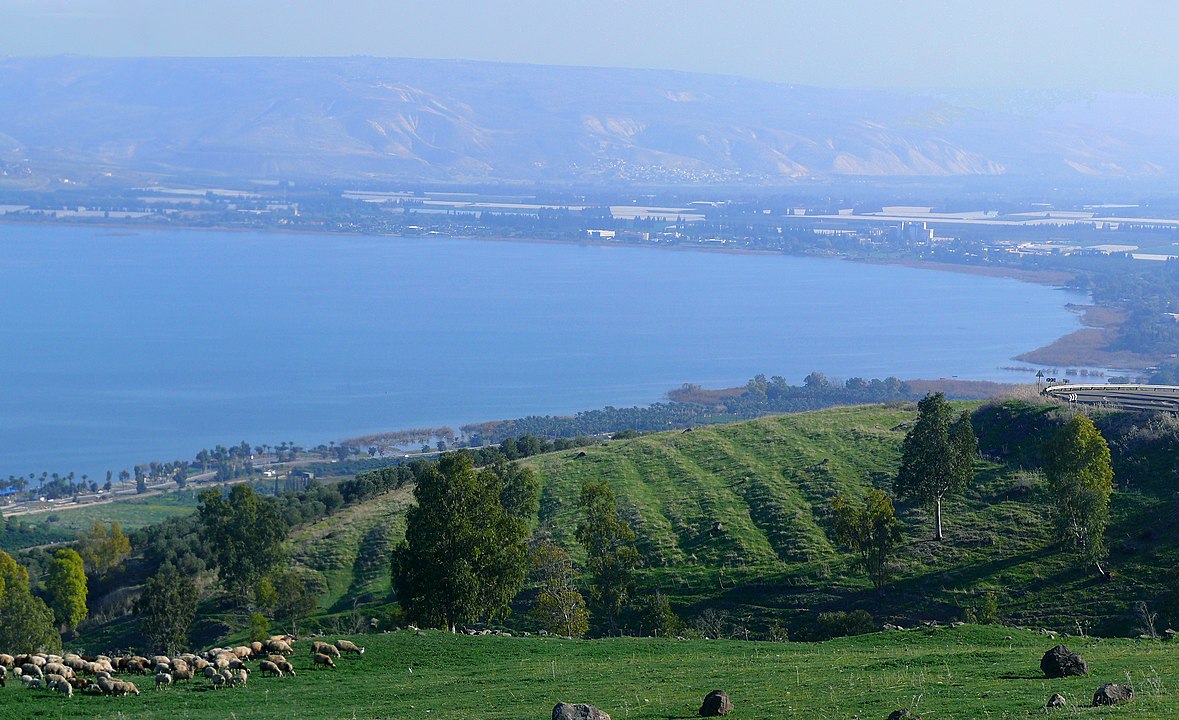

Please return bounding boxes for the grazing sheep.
[68,677,91,691]
[172,667,194,683]
[0,665,6,687]
[209,673,227,690]
[51,678,73,698]
[267,655,296,676]
[20,663,42,679]
[249,641,264,656]
[231,668,248,688]
[335,639,365,655]
[154,672,172,690]
[126,659,145,675]
[311,653,336,669]
[269,633,295,644]
[115,680,141,696]
[265,639,294,655]
[204,666,220,679]
[310,641,340,658]
[44,662,68,677]
[96,676,116,695]
[28,655,46,667]
[25,677,43,690]
[259,660,283,678]
[46,673,67,687]
[0,654,14,668]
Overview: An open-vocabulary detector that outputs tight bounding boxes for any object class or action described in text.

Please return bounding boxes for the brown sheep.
[114,680,141,696]
[310,641,340,658]
[0,654,14,668]
[172,667,194,683]
[249,641,264,656]
[265,639,293,655]
[258,660,283,678]
[267,655,296,676]
[335,639,365,655]
[311,653,336,669]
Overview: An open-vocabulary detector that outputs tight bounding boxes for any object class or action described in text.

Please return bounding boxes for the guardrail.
[1042,384,1179,413]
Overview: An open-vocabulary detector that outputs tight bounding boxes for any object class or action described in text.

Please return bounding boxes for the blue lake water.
[0,225,1087,478]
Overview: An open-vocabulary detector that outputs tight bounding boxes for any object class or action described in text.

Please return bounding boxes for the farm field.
[3,626,1175,719]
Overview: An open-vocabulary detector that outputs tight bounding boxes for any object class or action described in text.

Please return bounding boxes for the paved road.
[1042,383,1179,413]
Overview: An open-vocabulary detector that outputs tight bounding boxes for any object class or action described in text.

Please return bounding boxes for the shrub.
[816,609,875,639]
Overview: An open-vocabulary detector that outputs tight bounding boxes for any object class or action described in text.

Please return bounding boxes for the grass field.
[1,492,199,550]
[3,626,1176,719]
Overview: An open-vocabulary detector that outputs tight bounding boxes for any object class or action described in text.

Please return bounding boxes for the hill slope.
[525,401,1179,637]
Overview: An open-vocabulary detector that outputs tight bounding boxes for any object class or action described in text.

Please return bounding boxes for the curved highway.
[1041,384,1179,413]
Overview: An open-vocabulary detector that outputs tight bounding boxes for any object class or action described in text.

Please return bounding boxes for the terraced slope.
[525,402,1179,636]
[287,486,413,612]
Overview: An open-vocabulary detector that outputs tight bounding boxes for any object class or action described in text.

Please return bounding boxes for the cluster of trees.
[829,394,1117,596]
[0,547,90,652]
[391,454,643,638]
[464,373,912,443]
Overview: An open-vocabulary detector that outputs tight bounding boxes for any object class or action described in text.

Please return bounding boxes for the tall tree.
[831,489,902,591]
[45,548,87,632]
[135,564,197,655]
[576,479,640,636]
[0,551,60,653]
[1043,414,1114,576]
[893,393,977,540]
[76,519,132,578]
[391,454,532,632]
[530,540,589,638]
[198,484,287,597]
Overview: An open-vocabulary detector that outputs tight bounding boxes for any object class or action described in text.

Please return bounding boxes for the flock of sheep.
[0,634,365,700]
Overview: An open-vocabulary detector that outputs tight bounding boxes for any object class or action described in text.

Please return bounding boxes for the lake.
[0,225,1086,478]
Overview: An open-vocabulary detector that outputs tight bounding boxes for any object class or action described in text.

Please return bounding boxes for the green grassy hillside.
[525,401,1179,637]
[2,626,1175,719]
[288,486,413,614]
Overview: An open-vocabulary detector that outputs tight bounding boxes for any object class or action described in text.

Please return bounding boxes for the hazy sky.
[3,0,1178,92]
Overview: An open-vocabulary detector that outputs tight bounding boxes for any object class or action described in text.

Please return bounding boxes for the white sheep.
[154,672,172,689]
[259,660,283,678]
[335,639,365,655]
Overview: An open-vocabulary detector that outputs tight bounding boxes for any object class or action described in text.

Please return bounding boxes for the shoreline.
[0,217,1158,478]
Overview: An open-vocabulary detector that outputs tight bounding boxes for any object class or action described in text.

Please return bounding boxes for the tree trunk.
[935,497,944,541]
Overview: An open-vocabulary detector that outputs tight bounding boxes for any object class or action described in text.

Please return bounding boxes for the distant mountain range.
[1,56,1178,187]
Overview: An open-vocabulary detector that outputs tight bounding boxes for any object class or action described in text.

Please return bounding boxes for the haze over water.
[0,225,1086,478]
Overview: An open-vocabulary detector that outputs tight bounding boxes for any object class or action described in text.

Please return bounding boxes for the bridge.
[1041,383,1179,413]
